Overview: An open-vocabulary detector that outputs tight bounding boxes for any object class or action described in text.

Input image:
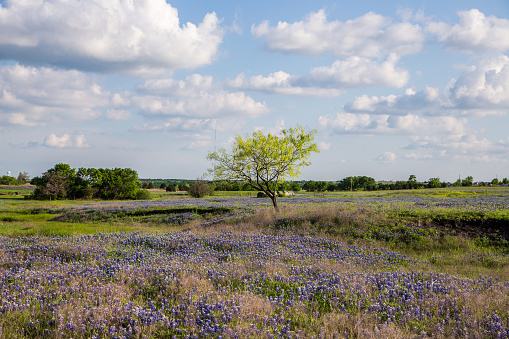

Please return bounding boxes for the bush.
[136,189,152,200]
[189,179,211,198]
[166,184,178,192]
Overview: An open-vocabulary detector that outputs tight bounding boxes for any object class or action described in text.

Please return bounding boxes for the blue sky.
[1,0,509,182]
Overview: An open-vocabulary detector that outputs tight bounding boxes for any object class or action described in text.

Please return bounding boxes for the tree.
[503,178,509,185]
[428,177,442,189]
[407,175,418,189]
[189,178,211,198]
[17,172,30,184]
[207,125,319,210]
[461,176,473,187]
[289,181,302,191]
[336,176,376,191]
[166,183,178,192]
[97,168,139,199]
[491,178,499,185]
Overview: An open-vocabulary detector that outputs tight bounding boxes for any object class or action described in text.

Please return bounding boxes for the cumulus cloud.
[0,64,108,126]
[318,113,389,134]
[132,117,244,134]
[133,74,269,118]
[229,71,344,97]
[403,132,509,164]
[308,54,409,88]
[105,110,130,120]
[403,152,433,160]
[252,9,423,57]
[253,118,286,135]
[377,152,396,163]
[451,54,509,110]
[406,133,496,153]
[426,9,509,53]
[345,86,449,115]
[230,55,409,97]
[345,54,509,116]
[0,0,224,75]
[318,142,331,151]
[318,112,467,136]
[43,133,88,148]
[181,134,213,150]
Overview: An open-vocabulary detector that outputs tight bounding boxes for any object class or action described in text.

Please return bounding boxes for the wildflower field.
[1,188,509,338]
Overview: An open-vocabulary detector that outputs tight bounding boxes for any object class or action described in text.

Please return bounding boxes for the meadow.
[0,187,509,338]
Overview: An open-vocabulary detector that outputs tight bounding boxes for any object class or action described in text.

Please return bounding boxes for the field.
[1,187,509,338]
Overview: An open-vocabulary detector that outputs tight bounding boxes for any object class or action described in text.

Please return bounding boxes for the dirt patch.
[433,218,509,240]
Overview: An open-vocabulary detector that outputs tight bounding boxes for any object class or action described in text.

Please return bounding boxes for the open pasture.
[1,189,509,338]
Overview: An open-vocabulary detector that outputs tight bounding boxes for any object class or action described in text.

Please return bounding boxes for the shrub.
[135,189,152,200]
[166,184,178,192]
[189,179,211,198]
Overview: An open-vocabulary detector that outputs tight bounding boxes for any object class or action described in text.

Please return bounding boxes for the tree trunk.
[270,194,279,212]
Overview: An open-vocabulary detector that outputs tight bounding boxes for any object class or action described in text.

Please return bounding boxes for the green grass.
[1,189,509,337]
[1,188,509,280]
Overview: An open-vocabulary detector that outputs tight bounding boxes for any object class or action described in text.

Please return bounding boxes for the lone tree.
[207,125,319,211]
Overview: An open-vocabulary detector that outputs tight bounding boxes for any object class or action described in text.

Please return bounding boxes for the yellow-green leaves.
[207,125,319,209]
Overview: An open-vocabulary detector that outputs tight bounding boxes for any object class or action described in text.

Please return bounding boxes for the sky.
[1,0,509,182]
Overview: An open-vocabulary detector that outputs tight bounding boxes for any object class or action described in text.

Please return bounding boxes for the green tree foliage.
[462,176,473,187]
[289,181,302,191]
[189,179,211,198]
[427,177,442,188]
[503,178,509,185]
[336,176,376,191]
[491,178,499,185]
[208,125,319,210]
[40,171,69,200]
[32,164,141,200]
[407,175,418,189]
[0,175,19,185]
[16,172,30,184]
[165,184,179,192]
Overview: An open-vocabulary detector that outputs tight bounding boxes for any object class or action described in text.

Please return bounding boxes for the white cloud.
[426,9,509,53]
[106,110,130,120]
[253,118,286,135]
[318,113,389,134]
[134,74,269,118]
[403,152,433,160]
[387,115,467,135]
[346,54,509,116]
[0,64,108,126]
[0,0,224,75]
[345,86,448,114]
[181,134,213,150]
[43,133,89,148]
[318,112,467,136]
[451,54,509,110]
[377,152,396,163]
[229,71,344,97]
[318,142,331,151]
[132,117,244,134]
[230,55,408,97]
[309,54,409,88]
[404,132,509,164]
[252,9,423,57]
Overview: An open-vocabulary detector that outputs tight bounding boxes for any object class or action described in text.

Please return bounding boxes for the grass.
[1,187,509,337]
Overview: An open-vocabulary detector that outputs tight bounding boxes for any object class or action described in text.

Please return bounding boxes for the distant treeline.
[141,175,509,193]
